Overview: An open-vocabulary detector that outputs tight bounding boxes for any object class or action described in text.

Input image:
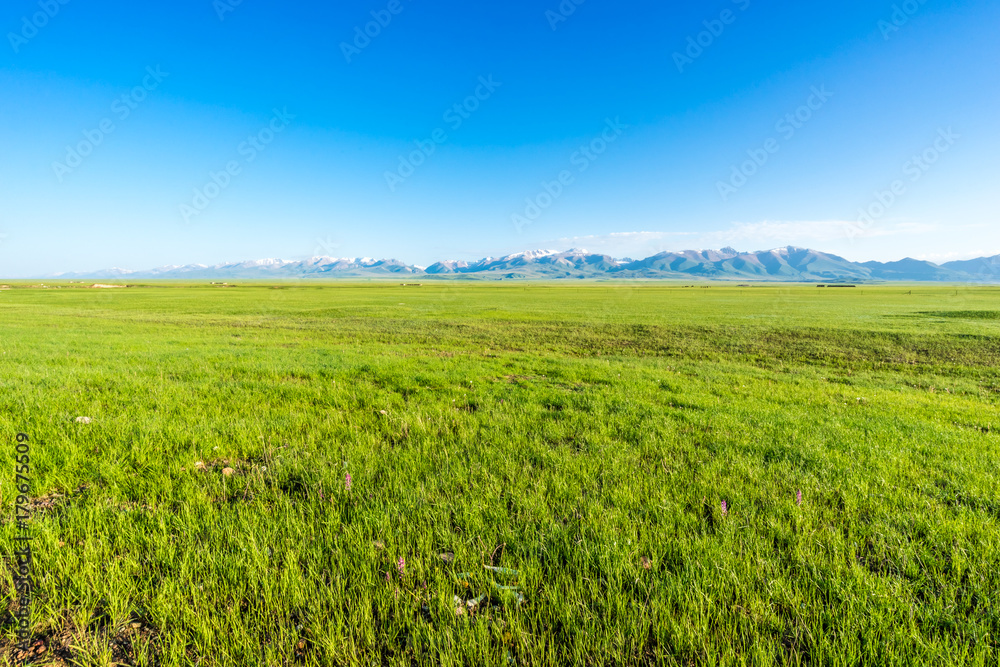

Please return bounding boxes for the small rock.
[131,622,142,629]
[440,552,455,562]
[379,410,388,415]
[195,461,206,470]
[222,467,235,476]
[75,416,92,424]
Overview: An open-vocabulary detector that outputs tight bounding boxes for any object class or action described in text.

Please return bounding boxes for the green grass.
[1,282,998,666]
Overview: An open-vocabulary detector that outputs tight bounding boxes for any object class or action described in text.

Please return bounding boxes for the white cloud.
[915,249,1000,263]
[554,231,697,244]
[700,220,938,246]
[541,231,697,258]
[541,221,939,258]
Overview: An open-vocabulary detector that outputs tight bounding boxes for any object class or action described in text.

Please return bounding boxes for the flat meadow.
[0,281,998,666]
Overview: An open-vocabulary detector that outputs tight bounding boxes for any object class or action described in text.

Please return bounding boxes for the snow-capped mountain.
[47,247,1000,282]
[426,250,623,276]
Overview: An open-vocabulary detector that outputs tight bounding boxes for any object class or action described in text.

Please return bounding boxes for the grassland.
[0,282,998,666]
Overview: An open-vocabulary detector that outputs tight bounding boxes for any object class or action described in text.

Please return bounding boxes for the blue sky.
[1,0,997,276]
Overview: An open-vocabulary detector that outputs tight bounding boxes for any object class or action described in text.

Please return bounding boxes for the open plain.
[1,282,998,665]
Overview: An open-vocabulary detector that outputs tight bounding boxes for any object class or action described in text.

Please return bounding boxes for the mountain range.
[51,247,1000,282]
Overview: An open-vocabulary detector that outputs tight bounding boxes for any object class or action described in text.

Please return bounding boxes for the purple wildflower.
[721,500,728,517]
[397,557,405,576]
[796,489,802,506]
[345,472,352,492]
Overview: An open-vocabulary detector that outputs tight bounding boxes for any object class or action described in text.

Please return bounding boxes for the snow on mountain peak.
[246,258,287,267]
[505,249,559,260]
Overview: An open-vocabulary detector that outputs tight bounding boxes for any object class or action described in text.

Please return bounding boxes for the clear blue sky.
[1,0,997,276]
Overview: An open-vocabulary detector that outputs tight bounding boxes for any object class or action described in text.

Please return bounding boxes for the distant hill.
[860,258,968,282]
[55,257,421,280]
[618,247,873,281]
[941,254,1000,280]
[49,247,1000,282]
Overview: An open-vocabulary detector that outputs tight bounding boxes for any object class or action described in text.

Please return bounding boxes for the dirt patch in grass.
[2,618,161,666]
[1,485,93,522]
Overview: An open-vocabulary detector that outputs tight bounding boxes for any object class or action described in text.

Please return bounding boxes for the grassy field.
[1,282,998,666]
